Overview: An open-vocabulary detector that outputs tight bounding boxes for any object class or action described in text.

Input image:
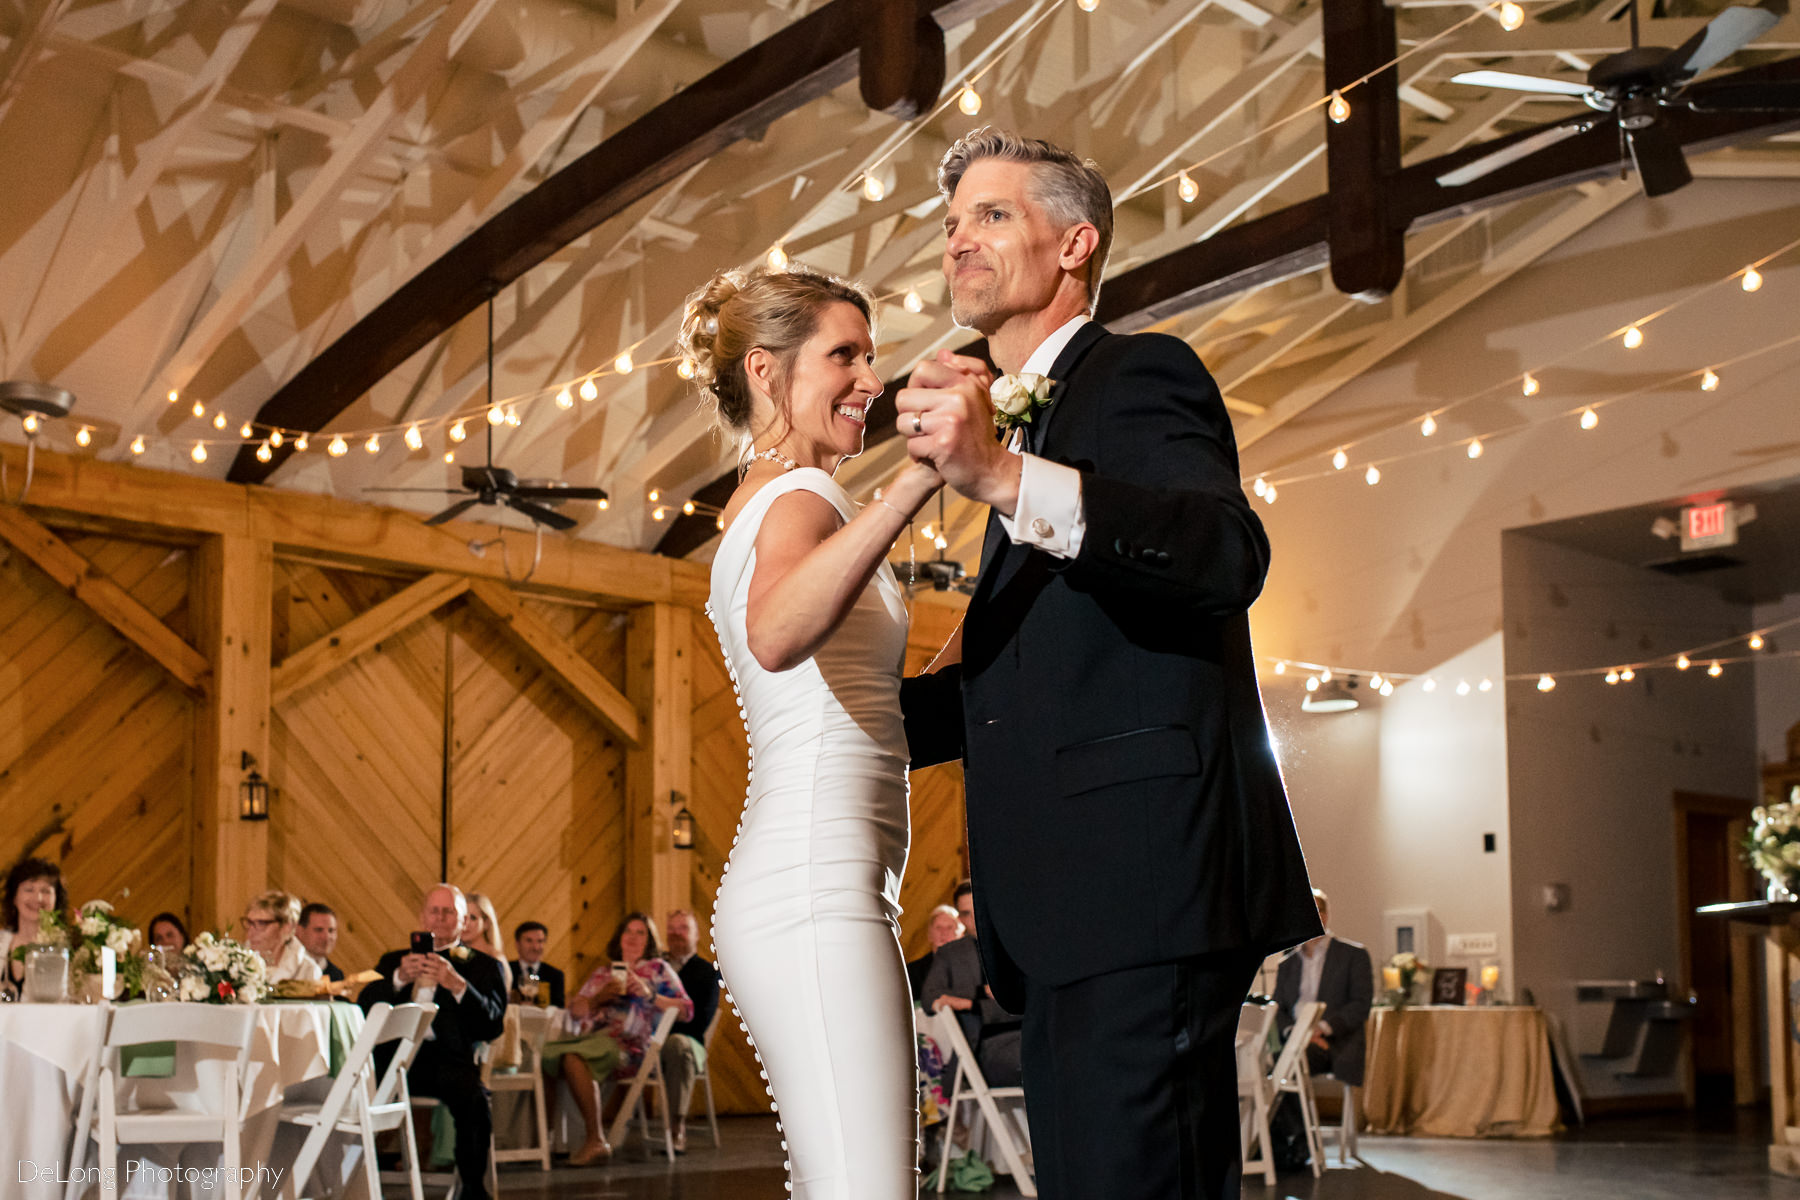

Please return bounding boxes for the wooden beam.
[226,0,1012,486]
[2,443,710,609]
[271,572,470,702]
[624,603,692,920]
[0,502,210,690]
[1323,0,1404,300]
[463,578,643,745]
[0,0,72,116]
[189,534,272,932]
[861,0,947,119]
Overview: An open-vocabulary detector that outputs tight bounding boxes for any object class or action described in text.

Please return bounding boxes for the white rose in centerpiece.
[80,916,105,938]
[179,975,209,1002]
[1781,842,1800,868]
[105,926,136,955]
[200,944,229,972]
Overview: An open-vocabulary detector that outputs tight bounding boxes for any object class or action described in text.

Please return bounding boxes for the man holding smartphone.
[360,883,508,1200]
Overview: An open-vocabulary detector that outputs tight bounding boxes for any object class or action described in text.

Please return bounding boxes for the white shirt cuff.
[997,454,1085,559]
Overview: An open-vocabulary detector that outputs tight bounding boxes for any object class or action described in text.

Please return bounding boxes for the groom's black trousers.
[1020,948,1262,1200]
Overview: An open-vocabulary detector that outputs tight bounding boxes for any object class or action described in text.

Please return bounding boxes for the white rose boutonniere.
[989,373,1054,431]
[449,945,472,962]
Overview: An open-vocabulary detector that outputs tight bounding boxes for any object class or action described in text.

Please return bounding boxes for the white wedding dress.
[706,467,919,1199]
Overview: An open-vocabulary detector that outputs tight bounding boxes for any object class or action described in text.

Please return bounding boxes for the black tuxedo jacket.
[321,958,344,984]
[1273,937,1374,1086]
[360,945,508,1074]
[508,960,566,1009]
[903,323,1320,1010]
[668,954,720,1043]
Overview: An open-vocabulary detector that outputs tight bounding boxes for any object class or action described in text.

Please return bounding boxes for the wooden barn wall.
[0,530,196,931]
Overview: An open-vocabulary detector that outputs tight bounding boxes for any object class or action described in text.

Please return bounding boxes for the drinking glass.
[24,945,69,1003]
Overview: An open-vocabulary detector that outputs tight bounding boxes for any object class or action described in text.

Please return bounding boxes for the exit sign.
[1682,502,1737,551]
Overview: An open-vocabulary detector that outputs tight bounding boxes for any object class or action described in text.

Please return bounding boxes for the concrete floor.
[487,1106,1800,1199]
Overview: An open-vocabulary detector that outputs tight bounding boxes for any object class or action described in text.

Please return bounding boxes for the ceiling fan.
[1437,0,1800,197]
[892,492,977,596]
[365,296,607,532]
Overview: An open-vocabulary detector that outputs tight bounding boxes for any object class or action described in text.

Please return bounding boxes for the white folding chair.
[1236,1001,1279,1186]
[403,1043,500,1200]
[279,1002,435,1200]
[91,1002,258,1200]
[931,1007,1036,1198]
[1268,1000,1326,1179]
[609,1006,680,1162]
[488,1006,553,1170]
[62,1005,113,1200]
[678,1007,724,1147]
[1310,1073,1360,1166]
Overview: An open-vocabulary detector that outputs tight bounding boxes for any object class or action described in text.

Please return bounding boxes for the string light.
[190,442,207,463]
[328,435,348,457]
[130,435,145,455]
[1521,372,1539,397]
[958,85,982,116]
[1499,1,1525,31]
[1253,476,1268,497]
[1479,678,1493,692]
[614,351,634,375]
[1605,669,1620,684]
[1620,668,1635,681]
[1743,266,1764,292]
[270,430,283,448]
[716,515,726,530]
[861,174,886,202]
[405,424,424,451]
[1536,674,1556,692]
[555,387,574,409]
[1420,413,1437,437]
[239,422,254,438]
[1751,633,1766,651]
[682,500,696,516]
[766,244,789,271]
[256,441,273,463]
[1422,677,1437,693]
[652,506,667,521]
[1320,667,1333,682]
[487,406,505,426]
[1178,171,1199,203]
[1467,438,1484,459]
[74,426,91,447]
[1677,654,1691,670]
[167,389,179,404]
[504,405,520,426]
[580,377,599,401]
[1332,448,1348,470]
[648,489,661,503]
[295,434,309,452]
[1274,661,1287,675]
[1700,369,1720,391]
[1370,674,1385,690]
[1622,325,1643,349]
[1327,91,1351,124]
[1456,680,1471,696]
[677,359,697,381]
[903,288,924,314]
[449,420,467,443]
[1380,680,1395,697]
[1306,676,1321,692]
[21,413,40,435]
[212,412,228,430]
[444,451,455,464]
[1261,484,1277,504]
[192,399,205,418]
[364,433,381,454]
[597,497,609,511]
[1708,660,1723,677]
[1365,464,1381,486]
[1579,407,1598,430]
[1077,0,1097,11]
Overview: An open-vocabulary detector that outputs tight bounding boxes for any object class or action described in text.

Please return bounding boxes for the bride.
[685,262,942,1199]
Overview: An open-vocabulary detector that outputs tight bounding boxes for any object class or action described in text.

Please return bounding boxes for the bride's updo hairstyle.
[679,263,875,436]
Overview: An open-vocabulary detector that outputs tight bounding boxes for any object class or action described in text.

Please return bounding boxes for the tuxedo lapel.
[1027,321,1108,451]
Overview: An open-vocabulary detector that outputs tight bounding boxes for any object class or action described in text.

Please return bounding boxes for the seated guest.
[953,879,975,937]
[659,908,720,1153]
[509,921,565,1008]
[922,901,1022,1086]
[1274,888,1373,1088]
[1,856,68,994]
[462,891,512,994]
[147,912,189,953]
[297,902,343,982]
[907,904,964,1002]
[360,884,507,1200]
[543,912,692,1166]
[243,890,321,985]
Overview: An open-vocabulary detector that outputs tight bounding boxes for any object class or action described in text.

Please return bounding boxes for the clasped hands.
[397,951,466,996]
[895,350,1022,518]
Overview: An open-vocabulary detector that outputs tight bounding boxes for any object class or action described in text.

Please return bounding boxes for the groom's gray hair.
[938,128,1114,309]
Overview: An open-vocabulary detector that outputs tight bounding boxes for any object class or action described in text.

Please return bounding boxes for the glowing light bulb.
[1327,90,1351,124]
[504,405,519,427]
[597,497,609,511]
[1253,476,1268,497]
[239,422,254,439]
[1422,677,1437,693]
[1421,413,1437,437]
[921,524,935,541]
[1274,661,1287,675]
[934,534,949,551]
[1380,681,1395,697]
[1622,325,1643,349]
[648,488,660,503]
[1456,680,1471,696]
[1521,372,1539,397]
[364,433,381,454]
[652,506,667,521]
[444,451,455,464]
[1370,674,1385,690]
[580,377,599,402]
[167,389,179,404]
[328,435,348,457]
[1700,369,1719,392]
[190,442,207,463]
[861,174,886,202]
[1077,0,1097,10]
[615,351,634,375]
[1332,448,1348,470]
[958,85,982,116]
[269,430,283,448]
[256,441,272,463]
[487,406,505,426]
[295,434,309,452]
[212,412,228,430]
[1620,667,1634,681]
[1178,171,1199,203]
[1708,660,1723,677]
[555,387,574,409]
[1605,670,1620,685]
[1479,678,1493,692]
[1750,633,1765,650]
[766,244,789,271]
[20,412,40,435]
[192,399,206,418]
[716,515,726,530]
[682,500,696,516]
[1676,654,1691,670]
[1320,667,1332,683]
[1579,407,1598,430]
[1262,485,1277,504]
[1536,674,1555,692]
[677,359,696,381]
[130,435,145,455]
[903,288,924,314]
[404,424,423,451]
[1365,464,1381,485]
[449,420,466,443]
[75,425,92,447]
[1306,676,1321,693]
[1499,2,1525,31]
[1743,266,1763,292]
[1467,438,1484,459]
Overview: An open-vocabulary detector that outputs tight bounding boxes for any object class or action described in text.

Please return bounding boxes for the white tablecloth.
[1,1002,364,1200]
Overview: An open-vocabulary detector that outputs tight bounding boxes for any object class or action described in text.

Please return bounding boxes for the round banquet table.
[1361,1005,1562,1137]
[0,1000,363,1200]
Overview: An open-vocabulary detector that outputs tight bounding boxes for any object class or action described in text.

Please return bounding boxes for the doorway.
[1675,791,1762,1110]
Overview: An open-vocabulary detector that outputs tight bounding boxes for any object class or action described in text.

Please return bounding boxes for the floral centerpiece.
[1745,798,1800,901]
[179,931,268,1004]
[1381,951,1430,1008]
[37,900,143,1000]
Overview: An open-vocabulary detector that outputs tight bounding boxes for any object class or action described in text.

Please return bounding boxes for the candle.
[1383,966,1401,991]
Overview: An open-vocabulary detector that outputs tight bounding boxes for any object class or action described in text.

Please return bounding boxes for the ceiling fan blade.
[1449,69,1594,97]
[424,497,483,526]
[1659,3,1784,81]
[1435,117,1600,188]
[504,496,578,531]
[1684,80,1800,111]
[364,487,467,494]
[511,485,610,501]
[1627,122,1694,197]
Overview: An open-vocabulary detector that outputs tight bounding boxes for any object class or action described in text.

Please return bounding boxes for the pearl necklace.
[749,446,798,472]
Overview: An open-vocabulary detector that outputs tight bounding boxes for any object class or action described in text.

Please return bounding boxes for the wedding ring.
[912,414,924,435]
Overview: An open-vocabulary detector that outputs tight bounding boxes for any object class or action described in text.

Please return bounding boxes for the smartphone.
[610,961,629,983]
[410,931,434,956]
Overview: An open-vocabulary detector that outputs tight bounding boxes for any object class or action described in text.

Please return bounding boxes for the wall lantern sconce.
[671,791,695,851]
[240,751,270,821]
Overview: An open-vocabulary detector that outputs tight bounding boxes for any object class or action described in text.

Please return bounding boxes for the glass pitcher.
[23,944,69,1003]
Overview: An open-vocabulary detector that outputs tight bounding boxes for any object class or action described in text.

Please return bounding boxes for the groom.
[897,130,1321,1200]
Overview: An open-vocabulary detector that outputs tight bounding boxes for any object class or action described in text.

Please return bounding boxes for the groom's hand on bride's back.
[896,349,1020,515]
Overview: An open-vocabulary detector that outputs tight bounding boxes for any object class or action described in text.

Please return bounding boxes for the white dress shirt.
[995,314,1090,559]
[1297,932,1333,1035]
